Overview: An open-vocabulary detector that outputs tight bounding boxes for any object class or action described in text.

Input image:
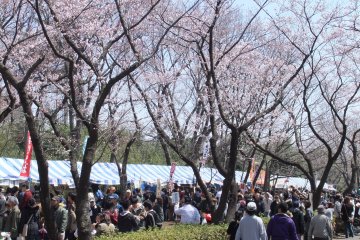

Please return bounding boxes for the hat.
[247,202,257,212]
[126,189,131,193]
[51,196,61,202]
[108,193,119,200]
[317,205,325,213]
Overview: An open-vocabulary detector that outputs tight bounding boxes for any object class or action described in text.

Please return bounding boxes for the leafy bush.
[96,224,228,240]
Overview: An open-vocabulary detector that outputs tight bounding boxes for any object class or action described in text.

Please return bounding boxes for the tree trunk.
[17,90,57,240]
[212,130,239,224]
[225,180,238,223]
[75,136,97,240]
[119,137,136,199]
[343,164,358,195]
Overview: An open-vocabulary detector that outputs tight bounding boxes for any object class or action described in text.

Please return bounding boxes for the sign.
[200,140,210,166]
[170,162,176,178]
[20,131,33,178]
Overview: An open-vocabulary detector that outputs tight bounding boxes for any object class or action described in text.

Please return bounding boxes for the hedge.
[96,217,271,240]
[96,224,228,240]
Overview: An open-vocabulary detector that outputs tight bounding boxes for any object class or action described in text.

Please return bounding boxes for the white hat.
[247,202,257,211]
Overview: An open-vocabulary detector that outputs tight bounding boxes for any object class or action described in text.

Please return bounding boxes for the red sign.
[170,162,176,178]
[20,131,33,178]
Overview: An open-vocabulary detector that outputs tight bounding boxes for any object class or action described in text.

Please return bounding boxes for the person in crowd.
[303,200,313,240]
[341,196,355,238]
[264,192,273,218]
[325,202,334,221]
[174,196,200,225]
[117,199,139,233]
[89,196,101,224]
[0,190,6,231]
[106,194,122,225]
[18,198,40,240]
[65,192,77,240]
[51,196,68,240]
[153,197,164,224]
[307,205,333,240]
[235,202,267,240]
[124,190,132,201]
[227,210,242,240]
[91,184,104,205]
[161,189,170,221]
[254,193,265,216]
[270,194,280,217]
[94,213,115,236]
[3,196,21,240]
[19,184,33,211]
[267,202,298,240]
[143,200,162,230]
[129,195,146,227]
[334,194,342,235]
[291,201,304,240]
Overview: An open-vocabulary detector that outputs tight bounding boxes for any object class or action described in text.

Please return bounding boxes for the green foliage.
[96,224,228,240]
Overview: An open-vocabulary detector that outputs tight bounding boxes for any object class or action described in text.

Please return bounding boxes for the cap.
[247,202,257,211]
[51,196,61,202]
[108,193,119,200]
[317,205,325,213]
[126,189,131,193]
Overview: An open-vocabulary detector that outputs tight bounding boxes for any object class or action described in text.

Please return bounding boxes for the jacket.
[117,211,139,233]
[267,213,298,240]
[235,214,267,240]
[3,205,21,239]
[291,208,305,234]
[18,205,40,239]
[53,206,68,233]
[307,213,332,240]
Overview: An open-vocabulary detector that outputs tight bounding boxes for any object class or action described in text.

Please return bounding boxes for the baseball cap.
[247,202,257,212]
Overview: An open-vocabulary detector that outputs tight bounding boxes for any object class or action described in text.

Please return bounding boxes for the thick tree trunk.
[225,181,238,223]
[343,164,358,195]
[17,90,57,240]
[75,136,97,240]
[119,137,136,199]
[212,130,239,224]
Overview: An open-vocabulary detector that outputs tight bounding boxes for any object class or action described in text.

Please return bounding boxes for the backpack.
[148,210,162,228]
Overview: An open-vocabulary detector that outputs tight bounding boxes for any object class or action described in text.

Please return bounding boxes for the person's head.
[184,196,192,205]
[304,200,311,209]
[130,196,138,205]
[51,196,61,208]
[254,193,260,200]
[143,200,152,211]
[278,202,288,214]
[317,205,325,214]
[274,194,280,203]
[28,198,36,208]
[293,201,300,209]
[246,202,257,216]
[109,186,116,194]
[327,202,334,209]
[335,194,342,202]
[121,199,131,210]
[125,189,132,198]
[97,213,111,225]
[6,196,18,208]
[344,196,351,205]
[67,192,76,204]
[21,184,27,191]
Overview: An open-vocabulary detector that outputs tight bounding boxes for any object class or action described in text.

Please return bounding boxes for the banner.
[170,162,176,179]
[200,140,210,166]
[20,131,33,178]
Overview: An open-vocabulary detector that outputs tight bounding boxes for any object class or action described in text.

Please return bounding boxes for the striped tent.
[0,157,246,186]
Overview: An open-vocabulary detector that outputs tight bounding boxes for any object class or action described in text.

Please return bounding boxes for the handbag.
[22,214,34,237]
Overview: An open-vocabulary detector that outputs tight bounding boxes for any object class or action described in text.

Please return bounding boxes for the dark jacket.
[291,208,305,235]
[18,205,40,239]
[117,211,139,233]
[270,201,279,216]
[341,203,354,223]
[267,213,298,240]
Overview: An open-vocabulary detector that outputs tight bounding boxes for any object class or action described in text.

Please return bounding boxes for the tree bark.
[225,180,238,223]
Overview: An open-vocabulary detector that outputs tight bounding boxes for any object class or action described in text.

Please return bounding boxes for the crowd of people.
[0,182,358,240]
[228,186,359,240]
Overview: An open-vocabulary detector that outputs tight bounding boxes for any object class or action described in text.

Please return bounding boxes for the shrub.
[96,224,228,240]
